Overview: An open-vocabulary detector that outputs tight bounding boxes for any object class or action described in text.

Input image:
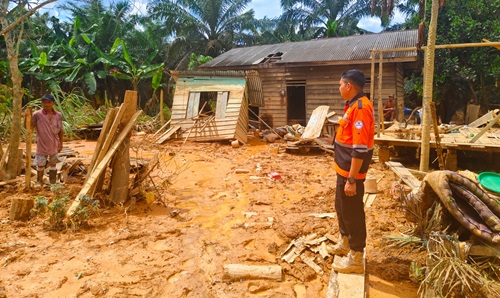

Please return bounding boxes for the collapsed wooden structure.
[376,109,500,170]
[154,71,263,145]
[66,91,142,216]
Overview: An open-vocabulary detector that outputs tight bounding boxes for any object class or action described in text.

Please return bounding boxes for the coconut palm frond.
[383,232,424,248]
[420,233,500,298]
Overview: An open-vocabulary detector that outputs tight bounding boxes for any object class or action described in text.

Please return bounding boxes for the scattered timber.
[385,161,422,190]
[222,264,282,281]
[66,110,142,217]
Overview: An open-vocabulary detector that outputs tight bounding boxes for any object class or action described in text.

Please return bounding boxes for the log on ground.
[222,264,282,281]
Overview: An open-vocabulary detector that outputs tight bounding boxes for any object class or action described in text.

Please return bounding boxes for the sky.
[42,0,405,33]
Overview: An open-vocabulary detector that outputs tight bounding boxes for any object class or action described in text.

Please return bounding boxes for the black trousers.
[335,174,367,252]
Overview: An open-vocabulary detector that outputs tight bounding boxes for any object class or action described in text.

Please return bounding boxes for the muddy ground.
[0,134,424,297]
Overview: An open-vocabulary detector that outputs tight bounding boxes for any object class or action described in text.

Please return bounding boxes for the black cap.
[41,94,55,102]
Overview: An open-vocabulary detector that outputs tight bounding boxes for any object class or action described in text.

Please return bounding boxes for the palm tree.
[279,0,373,39]
[147,0,255,69]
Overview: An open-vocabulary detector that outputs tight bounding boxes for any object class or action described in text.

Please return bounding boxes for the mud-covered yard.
[0,135,422,297]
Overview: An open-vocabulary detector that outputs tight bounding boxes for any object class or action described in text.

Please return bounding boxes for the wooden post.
[371,51,378,137]
[430,102,444,170]
[25,107,32,189]
[109,90,137,203]
[160,89,164,126]
[378,52,384,134]
[419,0,440,172]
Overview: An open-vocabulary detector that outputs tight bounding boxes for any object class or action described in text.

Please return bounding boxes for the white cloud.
[250,0,282,19]
[358,16,383,33]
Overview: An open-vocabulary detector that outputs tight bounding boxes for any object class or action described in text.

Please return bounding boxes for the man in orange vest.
[330,69,374,274]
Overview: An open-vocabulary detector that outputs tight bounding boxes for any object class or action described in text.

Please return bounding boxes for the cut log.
[222,264,282,281]
[66,110,142,217]
[10,197,34,221]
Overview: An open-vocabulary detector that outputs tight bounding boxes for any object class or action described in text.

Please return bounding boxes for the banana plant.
[106,37,164,91]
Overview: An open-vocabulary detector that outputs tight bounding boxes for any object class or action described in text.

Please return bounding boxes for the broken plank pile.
[66,91,141,216]
[286,105,330,153]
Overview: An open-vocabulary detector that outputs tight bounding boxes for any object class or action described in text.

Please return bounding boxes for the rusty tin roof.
[201,30,418,69]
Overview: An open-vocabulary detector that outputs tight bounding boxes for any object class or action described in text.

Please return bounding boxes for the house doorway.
[287,81,306,126]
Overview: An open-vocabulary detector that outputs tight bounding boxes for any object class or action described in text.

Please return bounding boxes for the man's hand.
[344,180,356,196]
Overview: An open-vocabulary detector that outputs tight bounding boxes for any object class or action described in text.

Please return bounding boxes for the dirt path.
[0,135,421,297]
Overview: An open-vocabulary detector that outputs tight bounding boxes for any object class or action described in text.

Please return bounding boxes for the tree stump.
[9,197,34,221]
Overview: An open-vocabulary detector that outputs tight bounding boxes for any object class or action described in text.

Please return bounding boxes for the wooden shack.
[169,71,263,144]
[200,30,420,127]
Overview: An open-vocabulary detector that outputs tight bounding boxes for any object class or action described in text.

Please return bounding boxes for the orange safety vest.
[334,94,375,180]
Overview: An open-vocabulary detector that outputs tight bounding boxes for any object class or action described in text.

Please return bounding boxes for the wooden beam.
[160,89,165,125]
[25,107,33,189]
[86,108,118,180]
[222,264,282,281]
[430,102,444,170]
[470,112,500,143]
[66,110,142,217]
[378,52,384,134]
[385,161,422,189]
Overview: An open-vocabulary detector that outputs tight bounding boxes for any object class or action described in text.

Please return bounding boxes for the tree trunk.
[3,25,24,179]
[419,0,439,172]
[10,197,34,221]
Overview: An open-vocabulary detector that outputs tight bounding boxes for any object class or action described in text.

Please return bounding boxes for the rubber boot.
[328,235,349,256]
[36,170,44,187]
[333,250,364,274]
[49,169,57,184]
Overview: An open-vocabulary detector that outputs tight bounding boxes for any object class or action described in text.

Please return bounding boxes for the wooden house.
[169,70,263,144]
[200,30,420,127]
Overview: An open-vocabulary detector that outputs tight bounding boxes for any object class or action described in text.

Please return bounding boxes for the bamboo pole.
[160,89,164,126]
[25,107,32,189]
[370,52,376,102]
[369,41,500,54]
[378,52,384,135]
[420,0,440,172]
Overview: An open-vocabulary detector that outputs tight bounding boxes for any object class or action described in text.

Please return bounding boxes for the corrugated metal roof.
[201,30,418,68]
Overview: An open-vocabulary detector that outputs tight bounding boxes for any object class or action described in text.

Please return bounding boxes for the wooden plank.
[86,108,118,178]
[66,110,142,217]
[385,161,422,189]
[363,194,377,208]
[470,112,500,143]
[151,119,171,139]
[156,126,181,144]
[223,264,282,281]
[301,105,329,139]
[465,104,481,124]
[332,254,366,298]
[215,91,229,119]
[468,109,499,128]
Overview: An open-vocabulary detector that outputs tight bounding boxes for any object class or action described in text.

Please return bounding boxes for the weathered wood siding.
[257,63,402,127]
[171,77,248,143]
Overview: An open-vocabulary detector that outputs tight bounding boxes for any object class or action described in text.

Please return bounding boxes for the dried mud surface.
[0,135,422,297]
